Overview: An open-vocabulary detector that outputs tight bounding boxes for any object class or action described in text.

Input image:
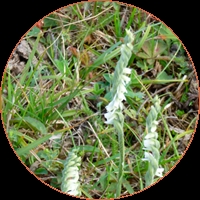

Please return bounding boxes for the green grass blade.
[135,24,151,52]
[16,133,53,156]
[19,32,42,85]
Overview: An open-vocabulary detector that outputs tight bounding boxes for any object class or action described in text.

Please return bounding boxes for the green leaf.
[27,27,40,37]
[140,40,167,58]
[113,2,120,10]
[99,172,107,190]
[97,88,105,95]
[35,168,48,175]
[104,91,112,101]
[153,40,167,57]
[16,133,53,156]
[156,71,173,84]
[84,41,122,79]
[159,25,178,40]
[136,60,148,71]
[147,58,155,65]
[8,129,35,143]
[38,149,59,160]
[43,15,58,28]
[83,2,91,11]
[103,73,113,84]
[176,110,185,117]
[19,32,42,85]
[137,52,150,59]
[142,40,154,57]
[130,70,141,86]
[94,83,100,91]
[93,83,105,95]
[49,83,85,121]
[126,90,144,100]
[54,59,69,75]
[123,178,134,194]
[136,24,151,52]
[62,109,82,118]
[11,116,47,134]
[72,145,101,153]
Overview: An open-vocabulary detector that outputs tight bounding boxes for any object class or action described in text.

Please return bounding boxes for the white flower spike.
[104,29,135,197]
[143,95,164,187]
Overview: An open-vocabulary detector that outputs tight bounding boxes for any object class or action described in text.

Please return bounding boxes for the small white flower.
[121,75,131,85]
[104,110,116,124]
[150,126,157,133]
[150,121,159,132]
[123,68,132,74]
[163,102,173,111]
[127,43,133,50]
[116,91,126,102]
[106,95,123,112]
[142,151,153,161]
[143,140,153,149]
[117,83,127,96]
[155,167,164,177]
[143,139,160,149]
[144,132,158,139]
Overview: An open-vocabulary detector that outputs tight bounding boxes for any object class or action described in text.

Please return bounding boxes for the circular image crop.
[1,1,199,199]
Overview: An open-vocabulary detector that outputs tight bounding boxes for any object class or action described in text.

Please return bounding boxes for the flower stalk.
[104,29,135,197]
[142,95,164,187]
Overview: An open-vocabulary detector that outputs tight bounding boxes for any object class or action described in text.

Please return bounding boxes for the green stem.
[114,112,125,197]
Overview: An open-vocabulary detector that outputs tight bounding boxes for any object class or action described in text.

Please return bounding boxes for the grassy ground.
[1,1,198,199]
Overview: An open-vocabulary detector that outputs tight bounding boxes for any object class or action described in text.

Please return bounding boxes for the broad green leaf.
[142,40,154,57]
[43,15,58,28]
[137,52,150,59]
[103,1,111,6]
[104,91,112,101]
[27,27,40,37]
[153,40,167,57]
[83,2,91,11]
[103,73,113,83]
[141,40,167,59]
[11,116,47,134]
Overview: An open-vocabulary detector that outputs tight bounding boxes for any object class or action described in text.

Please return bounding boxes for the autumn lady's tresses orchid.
[142,95,164,187]
[104,29,135,197]
[104,30,133,125]
[61,149,81,196]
